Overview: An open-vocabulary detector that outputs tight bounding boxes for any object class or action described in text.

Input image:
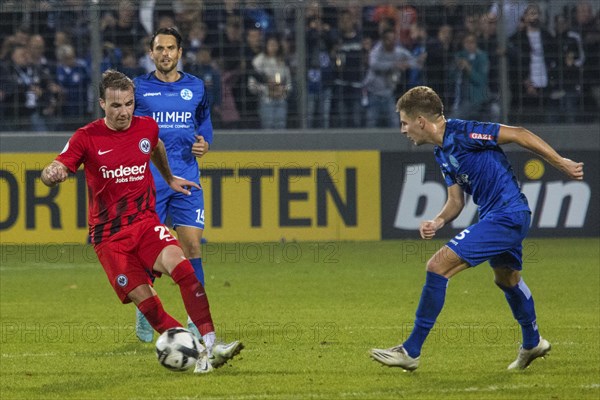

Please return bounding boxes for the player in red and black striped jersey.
[55,114,158,244]
[41,70,243,372]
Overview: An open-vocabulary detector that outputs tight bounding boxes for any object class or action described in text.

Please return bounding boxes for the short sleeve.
[462,121,500,150]
[56,129,87,173]
[440,167,456,187]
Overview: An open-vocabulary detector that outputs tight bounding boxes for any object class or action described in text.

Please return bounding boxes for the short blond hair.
[396,86,444,121]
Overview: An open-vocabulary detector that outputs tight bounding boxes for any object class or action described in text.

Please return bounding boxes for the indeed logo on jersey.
[152,111,193,129]
[100,163,147,184]
[469,132,493,141]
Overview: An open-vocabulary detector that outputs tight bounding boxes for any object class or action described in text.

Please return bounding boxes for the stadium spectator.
[1,24,31,61]
[120,48,145,79]
[363,29,415,128]
[0,45,56,131]
[306,14,337,129]
[173,0,203,39]
[215,16,245,129]
[406,23,428,89]
[132,27,215,343]
[28,34,62,129]
[572,0,600,119]
[453,11,483,52]
[27,34,51,74]
[371,85,584,372]
[450,33,492,121]
[203,0,243,50]
[55,43,91,129]
[478,12,502,118]
[508,3,558,122]
[243,0,275,34]
[553,13,585,123]
[333,9,366,128]
[41,69,243,374]
[101,0,148,55]
[241,26,264,128]
[249,35,292,129]
[46,0,91,57]
[488,0,529,38]
[188,47,222,127]
[183,22,208,67]
[425,24,455,107]
[421,0,464,38]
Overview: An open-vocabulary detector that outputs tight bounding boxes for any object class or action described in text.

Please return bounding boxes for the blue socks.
[403,271,449,358]
[497,278,539,349]
[190,258,205,286]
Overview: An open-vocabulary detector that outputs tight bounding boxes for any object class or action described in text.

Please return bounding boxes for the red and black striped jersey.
[57,116,159,244]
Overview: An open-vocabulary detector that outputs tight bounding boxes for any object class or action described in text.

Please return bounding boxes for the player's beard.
[157,58,177,75]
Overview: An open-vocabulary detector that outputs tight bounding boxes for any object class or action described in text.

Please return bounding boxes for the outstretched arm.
[420,184,465,240]
[151,139,200,195]
[497,125,584,180]
[41,160,69,187]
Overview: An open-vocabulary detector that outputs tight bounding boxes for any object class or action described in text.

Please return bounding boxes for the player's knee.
[425,256,444,274]
[128,284,154,305]
[180,239,202,258]
[493,268,521,287]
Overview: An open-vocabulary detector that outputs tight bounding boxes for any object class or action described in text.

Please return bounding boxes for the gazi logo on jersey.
[152,111,192,129]
[394,163,591,230]
[100,162,147,184]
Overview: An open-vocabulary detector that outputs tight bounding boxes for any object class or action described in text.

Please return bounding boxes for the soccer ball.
[155,327,204,371]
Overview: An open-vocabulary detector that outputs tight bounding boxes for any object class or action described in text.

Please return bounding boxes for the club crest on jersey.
[139,138,151,154]
[469,132,493,141]
[180,88,193,100]
[116,274,128,287]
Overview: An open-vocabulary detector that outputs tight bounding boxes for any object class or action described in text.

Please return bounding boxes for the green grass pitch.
[1,238,599,399]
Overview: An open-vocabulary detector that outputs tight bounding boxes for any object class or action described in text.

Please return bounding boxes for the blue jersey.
[133,72,213,188]
[434,119,529,219]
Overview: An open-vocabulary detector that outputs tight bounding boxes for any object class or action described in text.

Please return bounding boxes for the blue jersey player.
[371,86,584,371]
[132,27,213,343]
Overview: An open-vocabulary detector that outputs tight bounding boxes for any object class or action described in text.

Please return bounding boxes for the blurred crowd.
[1,0,599,132]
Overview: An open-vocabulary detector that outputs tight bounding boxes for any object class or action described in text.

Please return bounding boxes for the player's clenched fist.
[41,161,68,187]
[420,220,442,240]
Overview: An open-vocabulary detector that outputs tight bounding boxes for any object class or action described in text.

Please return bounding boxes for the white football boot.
[194,350,214,374]
[209,341,244,368]
[371,344,420,371]
[507,337,551,370]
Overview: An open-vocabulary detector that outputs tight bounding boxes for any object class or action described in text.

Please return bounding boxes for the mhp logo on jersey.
[180,88,193,100]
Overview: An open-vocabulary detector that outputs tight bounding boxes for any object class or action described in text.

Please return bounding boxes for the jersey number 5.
[454,228,471,241]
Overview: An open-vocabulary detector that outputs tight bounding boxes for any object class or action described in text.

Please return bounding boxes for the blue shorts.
[155,184,205,230]
[446,211,531,270]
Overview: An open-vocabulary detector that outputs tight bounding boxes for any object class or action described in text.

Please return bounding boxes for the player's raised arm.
[497,125,584,180]
[151,139,200,195]
[41,160,69,187]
